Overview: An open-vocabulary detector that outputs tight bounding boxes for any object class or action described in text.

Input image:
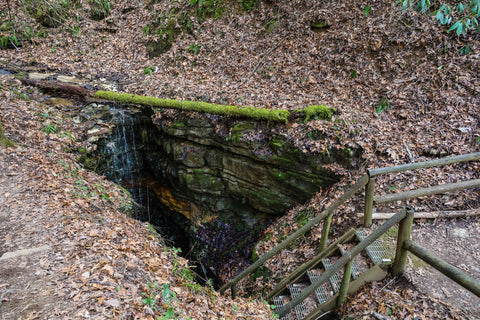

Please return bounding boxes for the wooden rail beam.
[374,179,480,204]
[404,239,480,298]
[219,174,369,296]
[368,152,480,177]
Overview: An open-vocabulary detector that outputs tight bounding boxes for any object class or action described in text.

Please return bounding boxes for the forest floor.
[1,0,480,319]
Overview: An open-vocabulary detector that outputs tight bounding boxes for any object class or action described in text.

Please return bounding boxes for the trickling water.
[95,106,196,264]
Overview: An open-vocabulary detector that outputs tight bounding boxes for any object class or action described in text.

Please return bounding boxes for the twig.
[248,38,286,77]
[370,311,393,320]
[404,141,414,163]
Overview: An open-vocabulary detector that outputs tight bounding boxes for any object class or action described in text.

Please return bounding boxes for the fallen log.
[357,209,480,220]
[19,74,335,123]
[20,78,93,98]
[94,90,291,123]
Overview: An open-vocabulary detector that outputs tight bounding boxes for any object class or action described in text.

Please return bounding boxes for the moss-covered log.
[0,120,16,148]
[18,74,335,123]
[94,90,290,123]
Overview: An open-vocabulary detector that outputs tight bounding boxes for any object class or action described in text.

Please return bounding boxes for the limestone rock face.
[148,112,342,220]
[81,104,359,223]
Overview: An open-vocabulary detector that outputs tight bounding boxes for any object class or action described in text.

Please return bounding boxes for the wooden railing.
[219,152,480,311]
[363,152,480,227]
[277,207,412,318]
[218,175,369,297]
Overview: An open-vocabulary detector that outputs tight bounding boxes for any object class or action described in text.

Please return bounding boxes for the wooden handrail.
[364,152,480,227]
[375,179,480,204]
[219,174,369,296]
[368,152,480,177]
[277,208,410,318]
[403,240,480,297]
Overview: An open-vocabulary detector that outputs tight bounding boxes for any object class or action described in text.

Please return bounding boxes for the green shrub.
[398,0,480,35]
[88,0,111,20]
[0,35,20,49]
[241,0,258,13]
[24,0,78,28]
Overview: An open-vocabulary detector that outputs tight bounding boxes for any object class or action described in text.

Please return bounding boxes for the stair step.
[321,258,343,292]
[288,283,311,319]
[355,229,391,265]
[307,269,334,304]
[339,247,360,279]
[272,296,291,320]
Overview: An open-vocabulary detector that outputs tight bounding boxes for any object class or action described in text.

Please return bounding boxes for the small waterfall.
[104,108,143,203]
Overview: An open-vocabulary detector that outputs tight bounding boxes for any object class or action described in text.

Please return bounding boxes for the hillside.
[1,0,479,319]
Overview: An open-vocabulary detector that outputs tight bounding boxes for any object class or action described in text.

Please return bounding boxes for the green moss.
[146,17,180,57]
[379,226,427,267]
[251,248,259,262]
[94,90,290,123]
[0,120,16,148]
[303,105,335,122]
[249,187,287,212]
[295,208,314,228]
[229,122,256,143]
[171,121,186,128]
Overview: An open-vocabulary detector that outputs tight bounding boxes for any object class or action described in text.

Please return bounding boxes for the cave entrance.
[81,103,344,288]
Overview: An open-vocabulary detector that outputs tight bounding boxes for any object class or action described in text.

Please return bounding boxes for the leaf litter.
[0,0,479,318]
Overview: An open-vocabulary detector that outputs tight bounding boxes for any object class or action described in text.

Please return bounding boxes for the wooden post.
[337,260,353,307]
[392,207,415,276]
[219,175,369,295]
[231,284,237,299]
[266,228,355,301]
[364,176,376,227]
[319,212,333,251]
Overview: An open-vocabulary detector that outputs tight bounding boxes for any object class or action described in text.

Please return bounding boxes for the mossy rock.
[229,122,257,143]
[146,17,180,58]
[303,105,335,122]
[0,120,16,148]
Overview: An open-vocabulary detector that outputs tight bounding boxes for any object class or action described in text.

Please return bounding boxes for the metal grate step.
[355,229,391,265]
[273,296,291,320]
[321,258,343,292]
[288,284,310,319]
[307,269,334,304]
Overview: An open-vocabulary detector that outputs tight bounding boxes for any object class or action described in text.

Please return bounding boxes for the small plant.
[141,281,161,310]
[350,69,358,78]
[364,5,372,16]
[459,44,472,54]
[42,123,58,134]
[143,66,154,75]
[89,0,111,20]
[158,307,175,319]
[187,43,201,55]
[398,0,480,35]
[242,0,258,12]
[0,35,20,49]
[375,98,391,114]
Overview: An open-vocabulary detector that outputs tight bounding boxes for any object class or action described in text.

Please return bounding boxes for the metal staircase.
[272,229,390,319]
